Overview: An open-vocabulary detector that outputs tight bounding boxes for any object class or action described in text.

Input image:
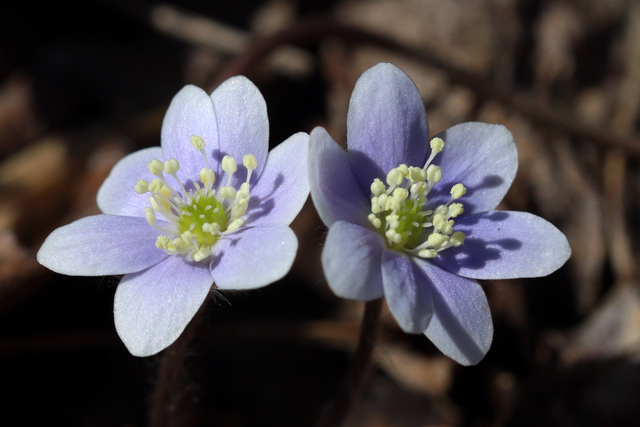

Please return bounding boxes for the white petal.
[161,85,219,182]
[37,215,167,276]
[97,147,163,216]
[114,256,213,357]
[418,261,493,365]
[322,221,385,301]
[247,132,309,227]
[211,226,297,290]
[211,76,269,187]
[381,250,433,333]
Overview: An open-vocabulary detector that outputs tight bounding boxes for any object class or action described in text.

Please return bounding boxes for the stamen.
[148,159,165,176]
[450,183,467,199]
[365,135,467,258]
[423,137,445,169]
[134,134,258,262]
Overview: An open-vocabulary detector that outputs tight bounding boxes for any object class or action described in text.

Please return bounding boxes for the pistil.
[367,137,467,258]
[134,135,257,262]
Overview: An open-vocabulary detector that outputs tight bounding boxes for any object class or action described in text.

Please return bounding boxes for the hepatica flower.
[309,63,571,365]
[38,77,309,356]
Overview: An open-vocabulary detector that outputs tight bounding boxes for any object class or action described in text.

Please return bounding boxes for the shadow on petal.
[427,281,489,365]
[435,211,522,274]
[428,174,505,213]
[347,149,387,195]
[243,173,283,223]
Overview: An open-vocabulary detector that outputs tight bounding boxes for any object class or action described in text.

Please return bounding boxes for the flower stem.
[318,298,383,427]
[149,304,207,427]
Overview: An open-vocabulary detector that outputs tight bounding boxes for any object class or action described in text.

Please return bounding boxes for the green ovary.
[382,199,426,251]
[176,195,228,246]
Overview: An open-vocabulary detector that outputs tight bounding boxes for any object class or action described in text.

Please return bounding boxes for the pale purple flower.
[38,77,309,356]
[308,63,571,365]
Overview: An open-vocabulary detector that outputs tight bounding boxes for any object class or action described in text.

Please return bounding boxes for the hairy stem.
[318,298,384,427]
[149,304,207,427]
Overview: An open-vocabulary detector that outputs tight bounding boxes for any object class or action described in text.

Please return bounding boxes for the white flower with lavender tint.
[38,77,309,357]
[308,63,571,365]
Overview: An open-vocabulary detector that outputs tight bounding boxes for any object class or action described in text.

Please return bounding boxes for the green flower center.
[367,137,467,258]
[134,135,257,262]
[176,194,228,246]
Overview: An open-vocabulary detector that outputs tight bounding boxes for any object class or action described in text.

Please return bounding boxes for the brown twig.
[214,18,640,157]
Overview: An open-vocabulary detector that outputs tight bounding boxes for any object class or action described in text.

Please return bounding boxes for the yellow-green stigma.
[135,135,257,262]
[367,137,467,258]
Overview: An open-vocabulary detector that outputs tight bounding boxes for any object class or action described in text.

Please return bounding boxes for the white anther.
[169,237,188,254]
[418,249,438,258]
[426,165,442,183]
[190,135,206,151]
[430,137,445,153]
[371,197,382,214]
[434,205,448,216]
[427,233,448,249]
[409,167,427,182]
[387,198,401,212]
[135,180,149,194]
[148,179,165,194]
[148,159,165,176]
[450,231,466,247]
[392,187,409,201]
[192,247,211,262]
[448,203,464,218]
[156,236,170,249]
[367,213,382,228]
[219,186,237,200]
[180,231,195,243]
[433,214,448,232]
[145,207,156,226]
[377,194,388,209]
[238,182,250,199]
[199,168,215,186]
[371,178,386,196]
[385,229,402,244]
[221,156,237,175]
[243,154,257,171]
[226,218,244,233]
[232,201,248,218]
[202,223,220,235]
[163,158,180,174]
[410,182,427,198]
[386,168,404,187]
[450,183,467,199]
[149,195,160,211]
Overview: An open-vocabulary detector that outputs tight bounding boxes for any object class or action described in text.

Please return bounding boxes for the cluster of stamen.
[367,137,467,258]
[135,135,257,262]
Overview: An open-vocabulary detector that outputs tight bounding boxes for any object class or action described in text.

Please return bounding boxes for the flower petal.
[247,132,309,227]
[161,85,219,183]
[308,126,370,228]
[417,260,492,365]
[434,211,572,279]
[211,76,269,187]
[97,147,163,216]
[381,250,434,333]
[322,221,385,301]
[347,63,429,192]
[114,256,213,356]
[37,215,168,276]
[211,226,297,290]
[429,122,518,214]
